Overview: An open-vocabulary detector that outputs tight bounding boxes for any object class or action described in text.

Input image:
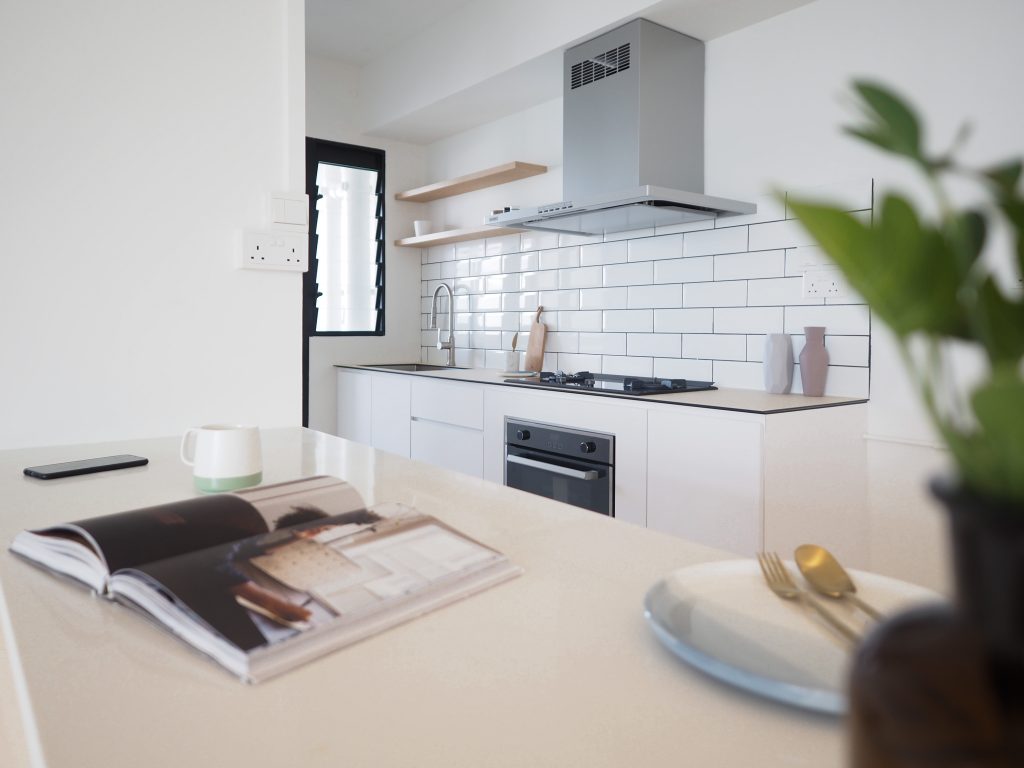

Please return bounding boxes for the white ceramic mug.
[413,220,433,237]
[180,424,262,493]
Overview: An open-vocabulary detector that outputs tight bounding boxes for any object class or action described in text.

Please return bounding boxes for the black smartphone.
[23,454,149,480]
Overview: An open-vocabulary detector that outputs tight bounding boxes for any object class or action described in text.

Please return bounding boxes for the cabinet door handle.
[506,454,599,480]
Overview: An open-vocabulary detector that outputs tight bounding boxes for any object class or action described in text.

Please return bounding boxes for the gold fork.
[756,551,859,644]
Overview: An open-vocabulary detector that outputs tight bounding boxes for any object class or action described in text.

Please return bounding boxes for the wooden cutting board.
[523,306,547,372]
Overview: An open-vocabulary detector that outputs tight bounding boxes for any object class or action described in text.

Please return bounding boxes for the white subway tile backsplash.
[784,305,870,335]
[557,353,603,372]
[654,308,714,333]
[539,246,580,270]
[580,241,628,266]
[544,332,580,353]
[786,178,873,215]
[520,232,560,252]
[417,179,875,394]
[470,293,501,312]
[455,241,485,261]
[627,333,681,357]
[683,226,748,257]
[556,310,603,332]
[538,289,580,311]
[715,250,785,280]
[714,307,784,334]
[502,251,539,273]
[604,262,653,287]
[520,270,559,292]
[748,219,816,251]
[580,287,627,310]
[506,292,539,312]
[603,310,654,332]
[579,332,626,355]
[682,334,747,361]
[712,361,765,390]
[559,266,603,289]
[485,273,519,293]
[747,277,822,306]
[654,256,713,284]
[683,281,746,308]
[602,356,653,376]
[714,195,787,228]
[470,330,502,349]
[785,246,832,276]
[485,234,522,256]
[628,284,683,309]
[627,234,683,262]
[654,357,713,380]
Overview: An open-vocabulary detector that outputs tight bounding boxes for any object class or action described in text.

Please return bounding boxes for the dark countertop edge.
[333,364,869,415]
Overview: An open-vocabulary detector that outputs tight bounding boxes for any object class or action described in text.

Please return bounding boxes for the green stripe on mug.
[194,472,263,493]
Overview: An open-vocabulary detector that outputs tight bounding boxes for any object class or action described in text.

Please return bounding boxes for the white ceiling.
[305,0,817,143]
[306,0,476,64]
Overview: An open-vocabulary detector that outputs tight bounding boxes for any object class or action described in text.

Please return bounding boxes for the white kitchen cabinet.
[334,369,411,457]
[410,420,484,477]
[646,407,764,553]
[409,378,485,477]
[335,369,373,444]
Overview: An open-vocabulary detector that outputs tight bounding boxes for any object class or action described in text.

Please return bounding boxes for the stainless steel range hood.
[488,19,754,236]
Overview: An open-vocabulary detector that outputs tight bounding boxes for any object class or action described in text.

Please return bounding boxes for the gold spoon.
[794,544,884,621]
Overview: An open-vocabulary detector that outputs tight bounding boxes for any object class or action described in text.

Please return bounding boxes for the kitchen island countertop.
[0,428,844,767]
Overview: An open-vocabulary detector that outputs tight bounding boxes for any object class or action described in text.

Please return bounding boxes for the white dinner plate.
[643,559,944,715]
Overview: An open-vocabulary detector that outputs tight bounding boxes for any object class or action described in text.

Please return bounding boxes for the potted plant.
[786,81,1023,764]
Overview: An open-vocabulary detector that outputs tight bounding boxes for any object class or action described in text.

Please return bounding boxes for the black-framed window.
[304,138,385,337]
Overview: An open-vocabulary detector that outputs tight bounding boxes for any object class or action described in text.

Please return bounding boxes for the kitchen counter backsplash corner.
[420,179,873,400]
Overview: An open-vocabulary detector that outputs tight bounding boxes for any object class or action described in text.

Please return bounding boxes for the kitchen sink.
[368,363,467,372]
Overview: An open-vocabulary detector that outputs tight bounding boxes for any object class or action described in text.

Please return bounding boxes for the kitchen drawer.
[410,378,484,430]
[410,419,484,478]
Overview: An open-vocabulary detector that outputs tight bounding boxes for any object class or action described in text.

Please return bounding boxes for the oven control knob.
[579,441,597,454]
[516,429,530,441]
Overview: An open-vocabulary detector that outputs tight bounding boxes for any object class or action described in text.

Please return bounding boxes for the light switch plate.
[241,230,308,272]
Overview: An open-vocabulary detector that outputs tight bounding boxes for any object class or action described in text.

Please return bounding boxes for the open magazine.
[9,476,521,682]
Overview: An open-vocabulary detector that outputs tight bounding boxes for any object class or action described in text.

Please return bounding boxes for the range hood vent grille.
[570,43,630,90]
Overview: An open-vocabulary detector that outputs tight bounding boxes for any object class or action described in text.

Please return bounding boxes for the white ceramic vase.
[763,333,794,394]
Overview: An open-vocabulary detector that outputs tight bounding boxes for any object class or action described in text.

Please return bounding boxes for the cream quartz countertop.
[338,363,867,414]
[0,428,843,767]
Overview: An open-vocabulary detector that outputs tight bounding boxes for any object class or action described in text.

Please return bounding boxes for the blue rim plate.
[643,560,941,716]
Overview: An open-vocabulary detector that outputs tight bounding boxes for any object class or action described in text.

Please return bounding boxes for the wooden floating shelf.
[395,161,547,203]
[394,226,523,248]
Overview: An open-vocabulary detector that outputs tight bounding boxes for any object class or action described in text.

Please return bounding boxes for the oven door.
[505,444,614,516]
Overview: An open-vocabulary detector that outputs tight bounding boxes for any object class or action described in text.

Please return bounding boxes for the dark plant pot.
[848,478,1024,766]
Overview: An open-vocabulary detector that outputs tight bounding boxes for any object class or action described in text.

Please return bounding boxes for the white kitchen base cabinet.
[335,369,411,457]
[410,420,484,478]
[647,409,763,554]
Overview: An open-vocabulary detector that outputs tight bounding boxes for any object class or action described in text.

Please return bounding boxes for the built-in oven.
[504,418,614,516]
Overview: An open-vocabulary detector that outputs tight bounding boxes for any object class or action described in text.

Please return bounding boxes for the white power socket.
[802,266,847,299]
[241,231,308,272]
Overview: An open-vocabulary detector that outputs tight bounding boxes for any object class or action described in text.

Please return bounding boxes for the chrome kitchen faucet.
[429,283,456,367]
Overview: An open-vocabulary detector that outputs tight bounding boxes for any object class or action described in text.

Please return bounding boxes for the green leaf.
[984,160,1023,193]
[787,194,971,339]
[847,81,925,163]
[964,366,1024,504]
[973,277,1024,364]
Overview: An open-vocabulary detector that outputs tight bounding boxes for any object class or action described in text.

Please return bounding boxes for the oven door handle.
[506,454,600,480]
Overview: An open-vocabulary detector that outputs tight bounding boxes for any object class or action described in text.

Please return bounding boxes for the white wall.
[0,0,306,450]
[304,55,423,434]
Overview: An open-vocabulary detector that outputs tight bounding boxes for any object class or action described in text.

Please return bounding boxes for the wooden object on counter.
[394,161,547,203]
[523,306,547,373]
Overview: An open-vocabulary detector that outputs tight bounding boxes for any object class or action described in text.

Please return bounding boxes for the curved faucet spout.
[429,283,456,367]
